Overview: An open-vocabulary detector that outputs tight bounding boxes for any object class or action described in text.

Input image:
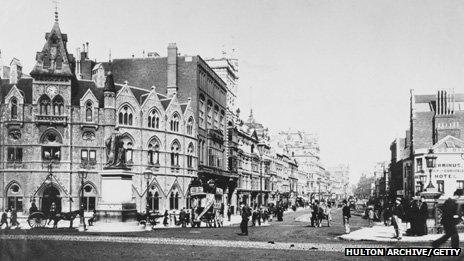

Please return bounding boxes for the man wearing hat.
[392,198,404,239]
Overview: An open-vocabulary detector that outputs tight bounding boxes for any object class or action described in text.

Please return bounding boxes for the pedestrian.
[432,190,463,248]
[326,202,332,227]
[407,198,419,236]
[239,202,251,236]
[163,210,169,226]
[417,197,428,236]
[227,204,232,222]
[317,201,324,227]
[342,200,351,234]
[383,202,392,226]
[179,208,187,227]
[251,207,257,226]
[0,209,9,229]
[391,198,404,240]
[47,202,57,226]
[29,201,38,214]
[88,210,97,226]
[10,207,20,228]
[367,206,374,227]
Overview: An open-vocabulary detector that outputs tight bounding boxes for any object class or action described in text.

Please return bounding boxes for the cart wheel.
[28,212,47,228]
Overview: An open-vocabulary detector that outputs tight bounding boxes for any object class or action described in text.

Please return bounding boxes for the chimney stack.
[167,43,178,98]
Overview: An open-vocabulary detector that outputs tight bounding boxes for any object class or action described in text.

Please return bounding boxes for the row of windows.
[146,191,184,211]
[198,94,225,130]
[117,105,194,135]
[38,95,64,116]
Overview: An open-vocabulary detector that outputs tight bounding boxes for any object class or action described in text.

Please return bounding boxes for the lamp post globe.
[425,149,437,190]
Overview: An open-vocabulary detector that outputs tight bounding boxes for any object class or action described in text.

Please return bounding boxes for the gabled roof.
[1,78,33,103]
[160,99,172,110]
[180,104,187,114]
[432,135,464,150]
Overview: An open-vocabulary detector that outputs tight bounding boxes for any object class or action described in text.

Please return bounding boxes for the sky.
[2,0,464,185]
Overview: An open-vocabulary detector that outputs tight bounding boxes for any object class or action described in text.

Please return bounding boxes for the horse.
[50,210,80,229]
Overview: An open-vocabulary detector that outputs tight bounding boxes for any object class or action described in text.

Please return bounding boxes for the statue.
[104,127,129,169]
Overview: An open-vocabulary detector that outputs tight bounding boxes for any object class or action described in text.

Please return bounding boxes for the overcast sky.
[2,0,464,184]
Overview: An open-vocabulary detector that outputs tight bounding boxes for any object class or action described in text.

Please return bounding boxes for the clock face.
[47,86,58,96]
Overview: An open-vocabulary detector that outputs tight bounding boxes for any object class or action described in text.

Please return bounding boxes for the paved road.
[0,208,458,260]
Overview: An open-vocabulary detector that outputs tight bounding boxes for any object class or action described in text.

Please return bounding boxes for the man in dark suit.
[432,190,462,248]
[417,197,428,236]
[239,202,251,236]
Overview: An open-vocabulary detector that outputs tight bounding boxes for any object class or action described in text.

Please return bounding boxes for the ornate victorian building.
[0,17,197,215]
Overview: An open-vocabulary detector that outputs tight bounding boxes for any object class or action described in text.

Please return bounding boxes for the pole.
[79,175,85,231]
[260,157,262,206]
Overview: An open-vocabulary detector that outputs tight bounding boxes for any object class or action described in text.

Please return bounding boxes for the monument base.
[87,168,143,232]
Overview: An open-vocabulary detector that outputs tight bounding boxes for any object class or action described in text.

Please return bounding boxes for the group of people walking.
[310,200,333,227]
[0,207,20,229]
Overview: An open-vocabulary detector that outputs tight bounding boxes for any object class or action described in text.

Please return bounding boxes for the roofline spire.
[53,0,60,22]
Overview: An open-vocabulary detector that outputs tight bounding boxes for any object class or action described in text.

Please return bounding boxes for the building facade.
[0,18,197,215]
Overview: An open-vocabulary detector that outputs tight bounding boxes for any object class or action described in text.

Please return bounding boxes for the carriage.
[190,186,223,228]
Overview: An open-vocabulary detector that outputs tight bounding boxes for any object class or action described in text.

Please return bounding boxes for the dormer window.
[56,55,63,70]
[85,101,93,122]
[148,110,160,129]
[11,98,18,119]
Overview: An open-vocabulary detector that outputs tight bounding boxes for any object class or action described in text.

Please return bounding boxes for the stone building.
[0,16,197,215]
[100,44,233,204]
[407,89,464,198]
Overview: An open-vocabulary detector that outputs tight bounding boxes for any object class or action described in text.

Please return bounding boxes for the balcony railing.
[35,115,68,126]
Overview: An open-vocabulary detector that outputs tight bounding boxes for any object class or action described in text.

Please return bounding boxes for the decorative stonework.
[83,131,96,141]
[8,129,21,140]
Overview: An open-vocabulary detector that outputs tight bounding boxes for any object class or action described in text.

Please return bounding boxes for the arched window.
[199,94,205,126]
[213,105,219,128]
[82,184,97,211]
[206,100,212,126]
[170,189,180,210]
[170,113,180,132]
[148,109,160,129]
[43,52,51,68]
[7,183,23,212]
[148,190,160,211]
[187,117,194,135]
[148,139,160,165]
[11,98,18,119]
[39,95,51,115]
[220,110,225,130]
[118,106,133,125]
[56,55,63,70]
[187,143,194,168]
[41,129,62,162]
[171,141,180,166]
[126,142,133,164]
[85,101,93,122]
[52,95,64,115]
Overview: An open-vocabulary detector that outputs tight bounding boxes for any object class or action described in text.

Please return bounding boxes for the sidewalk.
[339,223,464,243]
[1,213,245,231]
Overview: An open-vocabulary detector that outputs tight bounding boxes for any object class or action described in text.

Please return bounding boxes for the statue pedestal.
[89,169,142,232]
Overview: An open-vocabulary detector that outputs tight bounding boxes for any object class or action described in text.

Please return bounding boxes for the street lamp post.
[425,149,437,190]
[78,168,88,232]
[317,178,321,201]
[143,168,153,227]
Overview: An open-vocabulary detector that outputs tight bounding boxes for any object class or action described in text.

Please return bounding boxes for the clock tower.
[30,11,75,123]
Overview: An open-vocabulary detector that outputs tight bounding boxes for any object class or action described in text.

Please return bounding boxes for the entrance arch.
[41,186,61,214]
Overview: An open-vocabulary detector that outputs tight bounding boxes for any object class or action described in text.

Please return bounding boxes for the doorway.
[41,186,61,215]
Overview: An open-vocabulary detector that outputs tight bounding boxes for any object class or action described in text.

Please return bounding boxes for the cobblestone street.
[1,208,451,261]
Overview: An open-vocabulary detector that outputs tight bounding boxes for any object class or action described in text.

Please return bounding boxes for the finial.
[53,0,60,22]
[109,49,112,63]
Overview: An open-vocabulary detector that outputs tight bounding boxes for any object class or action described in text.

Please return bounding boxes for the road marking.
[0,234,389,252]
